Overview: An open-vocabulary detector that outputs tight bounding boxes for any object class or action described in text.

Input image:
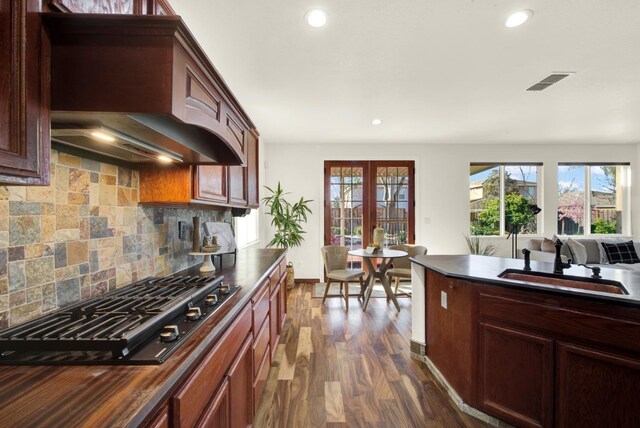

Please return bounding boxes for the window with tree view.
[558,164,629,235]
[470,164,541,236]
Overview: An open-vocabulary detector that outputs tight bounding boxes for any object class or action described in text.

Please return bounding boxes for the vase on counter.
[192,216,201,252]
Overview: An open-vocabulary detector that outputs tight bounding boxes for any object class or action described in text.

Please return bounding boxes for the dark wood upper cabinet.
[0,0,51,185]
[246,132,260,208]
[196,165,229,204]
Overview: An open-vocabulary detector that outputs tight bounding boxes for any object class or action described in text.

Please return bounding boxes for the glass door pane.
[376,166,410,246]
[328,166,364,268]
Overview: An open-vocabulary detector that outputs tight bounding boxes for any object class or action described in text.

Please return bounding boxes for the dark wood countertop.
[411,255,640,308]
[0,247,286,428]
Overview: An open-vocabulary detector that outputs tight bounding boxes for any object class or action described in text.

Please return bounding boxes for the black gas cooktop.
[0,274,240,365]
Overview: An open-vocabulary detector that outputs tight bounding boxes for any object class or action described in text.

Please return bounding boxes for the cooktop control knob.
[160,325,179,342]
[219,284,230,295]
[204,294,218,306]
[186,307,202,321]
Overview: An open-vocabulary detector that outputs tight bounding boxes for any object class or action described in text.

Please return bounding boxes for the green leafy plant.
[262,182,313,248]
[464,234,497,256]
[591,218,617,234]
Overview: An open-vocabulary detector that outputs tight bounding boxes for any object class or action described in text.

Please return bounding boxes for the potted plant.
[464,234,497,256]
[262,182,313,288]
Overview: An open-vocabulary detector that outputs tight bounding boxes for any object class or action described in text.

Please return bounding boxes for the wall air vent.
[526,72,574,91]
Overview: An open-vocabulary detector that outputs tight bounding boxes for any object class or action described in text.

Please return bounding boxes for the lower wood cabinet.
[151,258,287,428]
[479,322,553,428]
[197,379,230,428]
[228,335,253,428]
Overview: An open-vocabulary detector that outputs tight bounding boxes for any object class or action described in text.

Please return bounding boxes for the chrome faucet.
[553,239,572,275]
[522,248,531,271]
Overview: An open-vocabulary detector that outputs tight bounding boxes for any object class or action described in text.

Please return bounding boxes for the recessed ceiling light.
[157,155,173,163]
[305,9,327,28]
[90,130,116,142]
[371,119,383,126]
[505,10,533,28]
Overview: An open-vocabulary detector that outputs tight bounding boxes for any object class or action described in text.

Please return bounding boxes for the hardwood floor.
[254,283,489,428]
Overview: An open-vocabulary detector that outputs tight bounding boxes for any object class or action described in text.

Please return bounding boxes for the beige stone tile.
[41,216,56,242]
[67,240,88,265]
[99,183,116,206]
[0,294,8,312]
[55,190,68,204]
[98,247,116,269]
[116,264,133,287]
[56,165,69,191]
[41,203,55,216]
[55,265,79,280]
[27,185,55,203]
[100,174,116,186]
[68,168,90,193]
[8,187,26,201]
[50,149,59,164]
[0,187,8,200]
[25,243,53,259]
[0,201,8,231]
[100,206,116,226]
[101,163,118,175]
[10,301,42,325]
[123,207,137,226]
[117,187,132,206]
[68,192,89,205]
[58,152,82,168]
[89,183,100,206]
[56,204,79,230]
[131,189,138,203]
[56,229,80,242]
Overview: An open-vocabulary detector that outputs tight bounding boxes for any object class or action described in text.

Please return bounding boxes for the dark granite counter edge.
[130,249,287,427]
[410,255,640,310]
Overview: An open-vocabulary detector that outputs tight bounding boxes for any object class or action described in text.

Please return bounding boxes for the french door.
[324,161,415,267]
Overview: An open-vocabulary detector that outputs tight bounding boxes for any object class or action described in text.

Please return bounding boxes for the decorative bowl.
[202,244,221,253]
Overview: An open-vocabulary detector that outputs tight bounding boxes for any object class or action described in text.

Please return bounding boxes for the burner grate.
[0,275,223,358]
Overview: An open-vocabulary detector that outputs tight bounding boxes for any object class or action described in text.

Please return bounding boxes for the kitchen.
[2,1,640,428]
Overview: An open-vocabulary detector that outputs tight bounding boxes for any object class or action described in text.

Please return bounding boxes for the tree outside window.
[558,164,628,235]
[470,164,540,236]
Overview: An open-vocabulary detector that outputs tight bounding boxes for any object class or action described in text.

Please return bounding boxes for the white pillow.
[565,238,587,265]
[595,238,628,264]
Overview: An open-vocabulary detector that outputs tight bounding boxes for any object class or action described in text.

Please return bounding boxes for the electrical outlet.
[178,221,187,240]
[441,291,448,309]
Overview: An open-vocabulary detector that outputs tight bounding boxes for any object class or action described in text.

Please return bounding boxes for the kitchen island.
[0,248,287,427]
[410,255,640,428]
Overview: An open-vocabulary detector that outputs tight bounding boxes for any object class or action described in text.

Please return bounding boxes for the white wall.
[262,143,639,279]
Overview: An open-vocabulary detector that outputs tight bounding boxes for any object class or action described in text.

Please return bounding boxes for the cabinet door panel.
[479,323,553,428]
[556,342,640,428]
[0,0,50,185]
[228,165,247,206]
[270,283,280,360]
[197,378,230,428]
[228,334,253,428]
[279,275,287,329]
[196,165,228,203]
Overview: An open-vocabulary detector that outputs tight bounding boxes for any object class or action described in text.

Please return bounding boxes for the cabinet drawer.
[253,345,270,414]
[172,304,251,428]
[252,282,270,336]
[253,317,270,378]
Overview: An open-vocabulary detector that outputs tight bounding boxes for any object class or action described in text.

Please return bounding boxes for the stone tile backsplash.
[0,150,229,328]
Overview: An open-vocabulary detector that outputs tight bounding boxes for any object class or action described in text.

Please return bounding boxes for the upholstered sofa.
[526,237,640,270]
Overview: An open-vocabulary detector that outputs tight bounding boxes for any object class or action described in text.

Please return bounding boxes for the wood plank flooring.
[254,283,489,428]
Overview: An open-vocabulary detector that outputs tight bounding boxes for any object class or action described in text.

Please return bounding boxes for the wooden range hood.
[43,13,257,166]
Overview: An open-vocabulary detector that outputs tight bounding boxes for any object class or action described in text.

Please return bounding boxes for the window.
[557,164,630,235]
[234,208,259,248]
[470,163,541,236]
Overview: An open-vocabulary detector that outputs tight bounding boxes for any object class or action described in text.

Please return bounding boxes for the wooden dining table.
[348,248,408,311]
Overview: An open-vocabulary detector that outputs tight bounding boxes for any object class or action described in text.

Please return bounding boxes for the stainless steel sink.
[499,269,628,295]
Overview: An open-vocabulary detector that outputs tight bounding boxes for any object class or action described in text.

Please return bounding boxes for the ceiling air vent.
[526,73,574,91]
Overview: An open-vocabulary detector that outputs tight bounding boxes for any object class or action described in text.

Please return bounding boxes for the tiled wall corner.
[0,150,229,328]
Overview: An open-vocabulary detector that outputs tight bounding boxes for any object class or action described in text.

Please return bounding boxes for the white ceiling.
[171,0,640,145]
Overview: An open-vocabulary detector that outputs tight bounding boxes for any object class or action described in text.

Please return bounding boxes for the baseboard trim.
[294,278,320,284]
[410,339,426,361]
[422,357,513,428]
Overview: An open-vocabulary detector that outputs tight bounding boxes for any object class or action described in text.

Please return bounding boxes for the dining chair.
[387,244,428,295]
[320,245,365,310]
